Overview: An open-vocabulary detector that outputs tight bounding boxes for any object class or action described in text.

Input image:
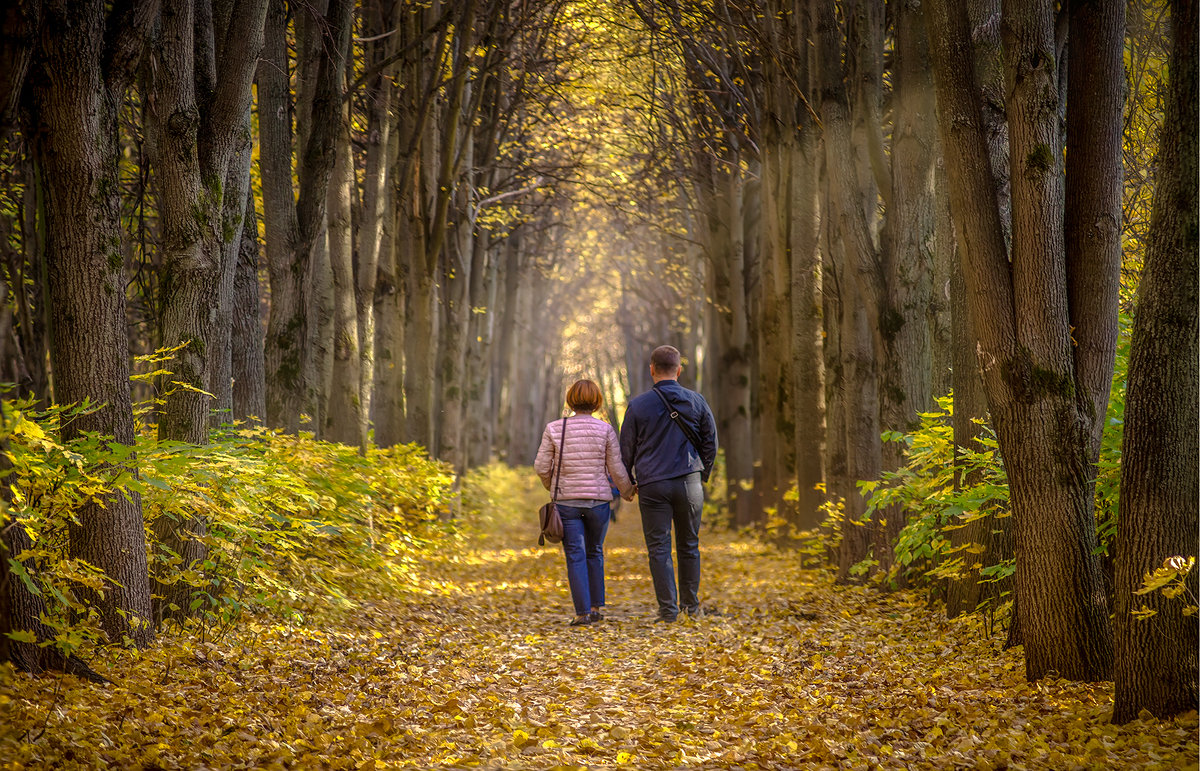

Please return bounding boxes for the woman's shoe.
[588,610,603,622]
[569,616,591,626]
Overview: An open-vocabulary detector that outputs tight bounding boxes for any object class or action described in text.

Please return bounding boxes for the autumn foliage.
[1,462,1196,768]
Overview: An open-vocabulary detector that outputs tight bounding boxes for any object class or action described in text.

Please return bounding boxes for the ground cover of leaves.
[1,514,1196,770]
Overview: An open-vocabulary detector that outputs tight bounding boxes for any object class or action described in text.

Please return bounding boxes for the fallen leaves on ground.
[1,516,1196,770]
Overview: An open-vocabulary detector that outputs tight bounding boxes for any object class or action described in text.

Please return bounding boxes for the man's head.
[650,345,683,381]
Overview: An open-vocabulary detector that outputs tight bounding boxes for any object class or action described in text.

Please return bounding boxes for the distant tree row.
[0,0,595,669]
[595,0,1195,721]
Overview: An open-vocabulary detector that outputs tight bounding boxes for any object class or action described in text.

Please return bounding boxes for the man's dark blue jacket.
[619,380,718,486]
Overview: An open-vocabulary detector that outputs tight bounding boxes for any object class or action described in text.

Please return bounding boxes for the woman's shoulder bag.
[538,417,568,545]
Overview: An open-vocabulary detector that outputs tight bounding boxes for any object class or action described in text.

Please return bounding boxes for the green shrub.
[1,392,455,659]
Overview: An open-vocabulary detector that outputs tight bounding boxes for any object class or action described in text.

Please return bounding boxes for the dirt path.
[1,507,1195,769]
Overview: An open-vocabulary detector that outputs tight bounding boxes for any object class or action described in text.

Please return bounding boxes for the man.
[620,345,718,623]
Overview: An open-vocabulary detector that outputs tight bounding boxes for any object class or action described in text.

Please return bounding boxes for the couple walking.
[534,345,718,626]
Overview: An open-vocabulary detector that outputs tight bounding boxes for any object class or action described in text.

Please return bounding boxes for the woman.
[535,379,635,626]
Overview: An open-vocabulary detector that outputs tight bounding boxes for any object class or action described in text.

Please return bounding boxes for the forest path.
[3,499,1195,769]
[315,508,1191,769]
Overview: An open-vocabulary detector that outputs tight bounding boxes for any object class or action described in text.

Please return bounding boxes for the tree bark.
[788,3,825,532]
[711,155,755,528]
[355,0,399,453]
[261,0,352,434]
[0,0,39,134]
[1064,0,1125,467]
[232,189,265,423]
[259,0,303,432]
[148,0,266,622]
[29,0,158,647]
[945,0,1011,618]
[926,0,1113,681]
[1112,0,1198,723]
[324,95,361,445]
[875,0,937,581]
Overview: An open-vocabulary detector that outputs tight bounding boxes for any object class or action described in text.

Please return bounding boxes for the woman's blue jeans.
[558,502,611,616]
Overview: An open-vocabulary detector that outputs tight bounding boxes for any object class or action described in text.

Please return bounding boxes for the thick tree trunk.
[210,107,257,427]
[944,261,1010,618]
[465,232,498,469]
[259,0,304,432]
[355,1,398,452]
[437,235,471,474]
[1112,0,1198,723]
[372,194,406,448]
[945,0,1012,618]
[875,0,937,581]
[404,269,438,449]
[495,233,522,460]
[837,251,881,581]
[262,0,352,434]
[711,161,755,528]
[816,0,882,577]
[790,101,825,532]
[324,102,361,445]
[149,0,265,622]
[926,0,1113,681]
[151,0,214,446]
[30,0,156,646]
[1064,0,1125,467]
[754,136,794,523]
[1002,0,1113,681]
[232,190,265,423]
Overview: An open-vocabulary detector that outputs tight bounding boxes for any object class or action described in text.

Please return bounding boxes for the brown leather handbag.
[538,417,568,546]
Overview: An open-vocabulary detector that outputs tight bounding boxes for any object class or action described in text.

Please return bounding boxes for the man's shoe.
[686,605,720,618]
[654,615,677,624]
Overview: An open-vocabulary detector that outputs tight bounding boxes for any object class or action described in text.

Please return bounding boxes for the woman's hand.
[623,485,637,502]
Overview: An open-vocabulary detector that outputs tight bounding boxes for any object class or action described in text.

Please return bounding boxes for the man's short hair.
[650,345,682,375]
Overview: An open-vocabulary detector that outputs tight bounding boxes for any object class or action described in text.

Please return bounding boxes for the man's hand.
[623,485,637,502]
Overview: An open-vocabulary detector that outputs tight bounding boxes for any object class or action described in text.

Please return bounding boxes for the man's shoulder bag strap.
[652,386,703,456]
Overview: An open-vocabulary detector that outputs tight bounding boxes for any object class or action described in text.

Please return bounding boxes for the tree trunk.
[837,247,881,581]
[945,0,1012,618]
[711,158,755,528]
[148,0,266,622]
[209,105,257,428]
[324,98,361,445]
[790,87,825,532]
[404,269,438,449]
[876,0,937,581]
[232,189,265,423]
[926,0,1113,681]
[261,0,352,434]
[151,0,214,446]
[259,0,304,432]
[1112,0,1198,723]
[355,0,399,453]
[944,261,1010,618]
[29,0,156,646]
[754,133,793,523]
[1064,0,1125,469]
[372,188,406,448]
[0,0,39,133]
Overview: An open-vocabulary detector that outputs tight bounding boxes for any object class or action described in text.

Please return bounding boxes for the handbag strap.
[551,416,568,502]
[652,386,702,456]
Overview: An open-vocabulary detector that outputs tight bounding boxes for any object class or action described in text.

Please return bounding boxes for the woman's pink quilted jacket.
[534,415,634,500]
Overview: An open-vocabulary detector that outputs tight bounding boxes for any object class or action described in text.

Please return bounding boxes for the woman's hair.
[566,379,603,413]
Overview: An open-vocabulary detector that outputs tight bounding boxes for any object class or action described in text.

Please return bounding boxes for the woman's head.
[566,379,603,414]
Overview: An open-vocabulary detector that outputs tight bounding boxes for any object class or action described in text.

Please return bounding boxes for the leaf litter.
[1,513,1196,769]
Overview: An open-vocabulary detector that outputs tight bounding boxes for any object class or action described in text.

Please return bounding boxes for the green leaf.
[8,558,41,597]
